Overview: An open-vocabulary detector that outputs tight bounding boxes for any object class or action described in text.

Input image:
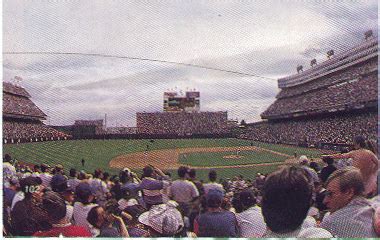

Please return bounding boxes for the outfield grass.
[178,150,287,166]
[3,138,323,181]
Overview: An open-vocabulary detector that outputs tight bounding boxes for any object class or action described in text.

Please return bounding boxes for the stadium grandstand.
[3,81,70,143]
[137,90,230,137]
[242,35,378,150]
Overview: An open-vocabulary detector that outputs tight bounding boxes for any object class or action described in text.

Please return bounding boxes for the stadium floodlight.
[365,30,373,40]
[327,50,334,59]
[310,59,317,67]
[297,65,303,73]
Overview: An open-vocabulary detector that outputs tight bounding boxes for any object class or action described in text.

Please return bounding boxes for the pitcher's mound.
[223,155,244,159]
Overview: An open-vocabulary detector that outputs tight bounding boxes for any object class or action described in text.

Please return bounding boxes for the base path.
[109,146,302,170]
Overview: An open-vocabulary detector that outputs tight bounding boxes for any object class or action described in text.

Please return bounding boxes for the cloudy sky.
[3,0,378,127]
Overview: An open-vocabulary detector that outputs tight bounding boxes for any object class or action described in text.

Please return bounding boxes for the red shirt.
[33,224,91,237]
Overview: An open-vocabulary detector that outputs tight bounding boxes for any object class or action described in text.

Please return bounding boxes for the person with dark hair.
[68,168,80,192]
[120,168,141,200]
[320,156,337,183]
[203,170,224,194]
[11,176,51,236]
[169,166,199,217]
[233,190,266,237]
[90,169,109,205]
[72,182,98,236]
[188,168,204,196]
[321,167,377,237]
[87,202,129,237]
[33,191,91,237]
[39,163,53,188]
[262,166,332,238]
[323,135,379,196]
[139,165,170,209]
[194,189,239,237]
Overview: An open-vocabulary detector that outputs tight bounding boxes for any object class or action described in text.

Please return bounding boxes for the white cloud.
[3,0,377,127]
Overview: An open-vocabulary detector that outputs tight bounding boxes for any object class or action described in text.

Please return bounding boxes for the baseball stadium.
[3,34,377,179]
[2,6,380,238]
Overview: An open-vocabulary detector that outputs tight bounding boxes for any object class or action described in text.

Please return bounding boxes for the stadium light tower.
[365,30,373,40]
[327,50,334,59]
[296,65,303,73]
[310,59,317,67]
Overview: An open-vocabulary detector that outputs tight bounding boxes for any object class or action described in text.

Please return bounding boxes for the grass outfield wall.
[3,138,324,181]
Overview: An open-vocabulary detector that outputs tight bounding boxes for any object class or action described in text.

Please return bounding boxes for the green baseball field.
[3,138,325,181]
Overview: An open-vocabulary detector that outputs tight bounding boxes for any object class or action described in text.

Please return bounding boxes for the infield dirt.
[109,146,306,170]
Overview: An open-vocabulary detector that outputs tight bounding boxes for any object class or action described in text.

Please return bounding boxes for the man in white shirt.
[203,170,225,194]
[169,166,199,217]
[321,167,377,237]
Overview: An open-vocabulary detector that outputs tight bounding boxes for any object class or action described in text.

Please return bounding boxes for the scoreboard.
[163,91,200,112]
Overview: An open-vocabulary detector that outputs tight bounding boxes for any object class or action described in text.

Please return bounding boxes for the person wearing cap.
[51,174,75,222]
[169,166,199,217]
[322,135,379,196]
[194,189,239,237]
[33,191,91,237]
[203,170,225,195]
[138,200,186,237]
[262,166,332,238]
[11,176,51,236]
[320,167,377,237]
[232,189,266,237]
[72,182,98,236]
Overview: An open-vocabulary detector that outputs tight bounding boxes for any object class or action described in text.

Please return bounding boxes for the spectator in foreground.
[194,189,239,237]
[321,167,377,237]
[11,176,51,236]
[323,135,379,196]
[34,191,91,237]
[262,166,332,238]
[320,156,337,183]
[138,200,185,237]
[72,182,98,236]
[139,165,169,209]
[169,166,199,217]
[86,201,129,237]
[233,189,266,237]
[203,170,225,194]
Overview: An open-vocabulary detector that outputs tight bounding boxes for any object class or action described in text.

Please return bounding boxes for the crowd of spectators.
[278,38,377,88]
[3,121,70,142]
[276,58,377,99]
[137,112,229,136]
[242,112,377,146]
[3,82,31,98]
[262,71,377,118]
[3,135,379,237]
[3,93,46,119]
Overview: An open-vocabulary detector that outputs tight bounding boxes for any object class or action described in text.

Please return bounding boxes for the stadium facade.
[3,82,69,143]
[242,36,378,150]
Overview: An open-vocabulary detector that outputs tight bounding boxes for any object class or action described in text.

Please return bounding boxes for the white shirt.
[11,191,24,211]
[73,202,98,234]
[169,179,199,203]
[203,182,225,194]
[39,172,53,188]
[236,206,266,237]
